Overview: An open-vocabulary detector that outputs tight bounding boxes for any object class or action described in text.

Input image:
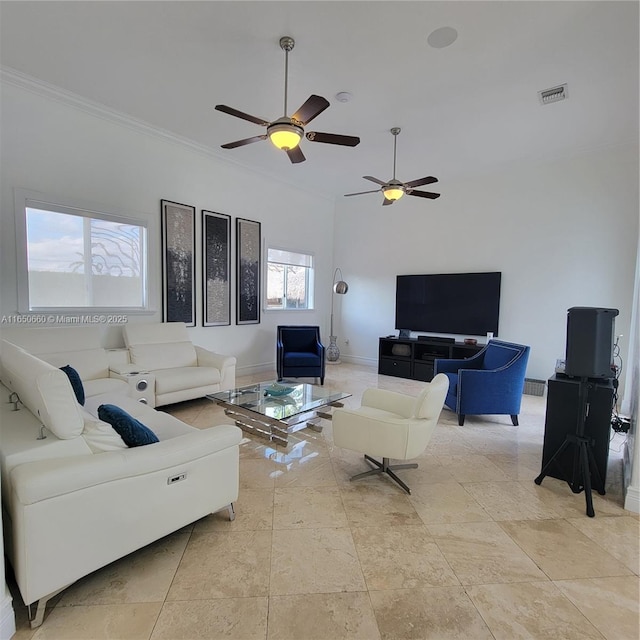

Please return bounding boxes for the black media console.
[378,337,483,382]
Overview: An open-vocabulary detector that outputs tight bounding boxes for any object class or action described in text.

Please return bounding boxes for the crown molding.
[0,67,332,202]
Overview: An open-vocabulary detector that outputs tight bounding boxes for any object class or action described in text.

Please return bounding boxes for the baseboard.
[235,362,274,377]
[340,355,377,367]
[0,592,15,640]
[622,441,640,513]
[624,486,640,513]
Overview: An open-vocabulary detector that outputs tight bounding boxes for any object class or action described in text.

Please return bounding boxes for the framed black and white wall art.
[160,199,195,326]
[236,217,261,324]
[202,209,231,326]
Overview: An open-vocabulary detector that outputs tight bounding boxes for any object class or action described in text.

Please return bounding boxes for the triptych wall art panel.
[202,210,231,326]
[236,217,261,325]
[161,200,260,326]
[160,200,196,326]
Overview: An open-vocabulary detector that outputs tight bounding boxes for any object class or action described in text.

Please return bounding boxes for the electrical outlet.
[344,338,349,345]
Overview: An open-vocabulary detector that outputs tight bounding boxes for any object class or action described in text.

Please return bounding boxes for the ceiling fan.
[215,36,360,164]
[344,128,440,205]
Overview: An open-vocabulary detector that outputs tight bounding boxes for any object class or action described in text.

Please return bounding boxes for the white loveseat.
[0,338,241,628]
[120,322,237,407]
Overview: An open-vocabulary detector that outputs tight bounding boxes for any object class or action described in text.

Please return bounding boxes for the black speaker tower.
[536,306,618,517]
[565,307,618,378]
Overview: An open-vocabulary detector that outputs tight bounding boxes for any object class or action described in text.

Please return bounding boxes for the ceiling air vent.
[538,84,568,105]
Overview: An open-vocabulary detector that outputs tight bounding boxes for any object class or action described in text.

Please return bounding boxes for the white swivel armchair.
[332,374,449,494]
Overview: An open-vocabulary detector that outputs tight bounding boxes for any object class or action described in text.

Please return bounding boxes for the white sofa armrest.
[361,388,415,418]
[11,425,241,505]
[194,346,236,390]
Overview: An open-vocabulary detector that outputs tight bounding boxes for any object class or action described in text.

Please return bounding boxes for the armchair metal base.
[350,455,417,494]
[458,414,519,426]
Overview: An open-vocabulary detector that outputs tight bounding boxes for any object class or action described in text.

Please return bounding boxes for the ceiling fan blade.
[306,132,360,147]
[215,105,270,127]
[363,175,387,186]
[221,135,267,149]
[344,189,381,197]
[404,176,439,188]
[382,198,395,206]
[292,95,330,126]
[286,146,306,164]
[408,190,441,199]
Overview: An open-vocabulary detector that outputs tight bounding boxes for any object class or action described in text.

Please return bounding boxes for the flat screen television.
[395,272,501,336]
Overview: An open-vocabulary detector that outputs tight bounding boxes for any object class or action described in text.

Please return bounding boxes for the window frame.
[14,189,155,314]
[264,245,315,312]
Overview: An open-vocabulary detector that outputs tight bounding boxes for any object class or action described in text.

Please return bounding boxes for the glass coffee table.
[208,380,351,446]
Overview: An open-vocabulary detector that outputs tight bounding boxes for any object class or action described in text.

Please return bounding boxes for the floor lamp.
[327,268,348,363]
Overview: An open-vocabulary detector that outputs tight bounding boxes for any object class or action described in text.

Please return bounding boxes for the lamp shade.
[268,122,303,150]
[333,280,349,294]
[383,186,404,201]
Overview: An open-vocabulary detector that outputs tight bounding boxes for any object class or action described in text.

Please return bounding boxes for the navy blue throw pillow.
[60,365,85,406]
[97,404,159,447]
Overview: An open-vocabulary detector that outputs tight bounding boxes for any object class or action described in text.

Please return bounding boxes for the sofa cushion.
[154,366,221,395]
[60,365,85,406]
[83,378,128,398]
[128,342,197,371]
[40,348,110,381]
[80,407,127,453]
[97,404,159,447]
[283,352,322,368]
[1,340,85,439]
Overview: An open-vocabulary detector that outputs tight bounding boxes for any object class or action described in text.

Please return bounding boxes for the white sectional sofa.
[120,322,237,407]
[0,338,241,628]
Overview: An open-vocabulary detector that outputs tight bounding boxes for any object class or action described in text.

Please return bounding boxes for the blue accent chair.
[434,339,530,426]
[277,325,326,385]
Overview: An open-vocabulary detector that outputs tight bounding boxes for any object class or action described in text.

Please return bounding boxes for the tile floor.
[7,363,640,640]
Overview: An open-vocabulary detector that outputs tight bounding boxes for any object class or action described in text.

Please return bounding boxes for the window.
[16,193,149,311]
[266,247,314,310]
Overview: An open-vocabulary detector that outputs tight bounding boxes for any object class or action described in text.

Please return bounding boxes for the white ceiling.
[1,1,638,199]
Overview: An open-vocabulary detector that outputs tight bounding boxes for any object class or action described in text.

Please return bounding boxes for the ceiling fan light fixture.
[383,186,404,201]
[268,122,303,150]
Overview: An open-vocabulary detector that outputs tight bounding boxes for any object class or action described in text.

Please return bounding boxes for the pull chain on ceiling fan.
[215,36,360,164]
[344,127,440,205]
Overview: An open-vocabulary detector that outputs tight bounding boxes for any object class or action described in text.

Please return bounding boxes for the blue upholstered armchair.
[434,339,530,426]
[276,325,326,385]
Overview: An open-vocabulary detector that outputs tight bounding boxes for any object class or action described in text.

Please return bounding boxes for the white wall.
[0,78,335,374]
[333,143,639,386]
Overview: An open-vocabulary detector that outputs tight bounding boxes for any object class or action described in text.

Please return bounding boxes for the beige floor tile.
[462,480,564,520]
[527,475,629,518]
[269,527,366,595]
[267,592,381,639]
[273,486,348,529]
[151,597,268,640]
[565,515,640,574]
[194,488,274,531]
[409,482,493,524]
[554,576,640,640]
[466,581,603,639]
[240,457,278,489]
[57,531,190,606]
[31,603,161,640]
[339,483,423,527]
[428,521,547,585]
[393,454,458,485]
[273,453,338,487]
[434,454,511,482]
[351,525,459,589]
[485,452,544,481]
[500,519,633,580]
[369,586,494,640]
[167,530,272,599]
